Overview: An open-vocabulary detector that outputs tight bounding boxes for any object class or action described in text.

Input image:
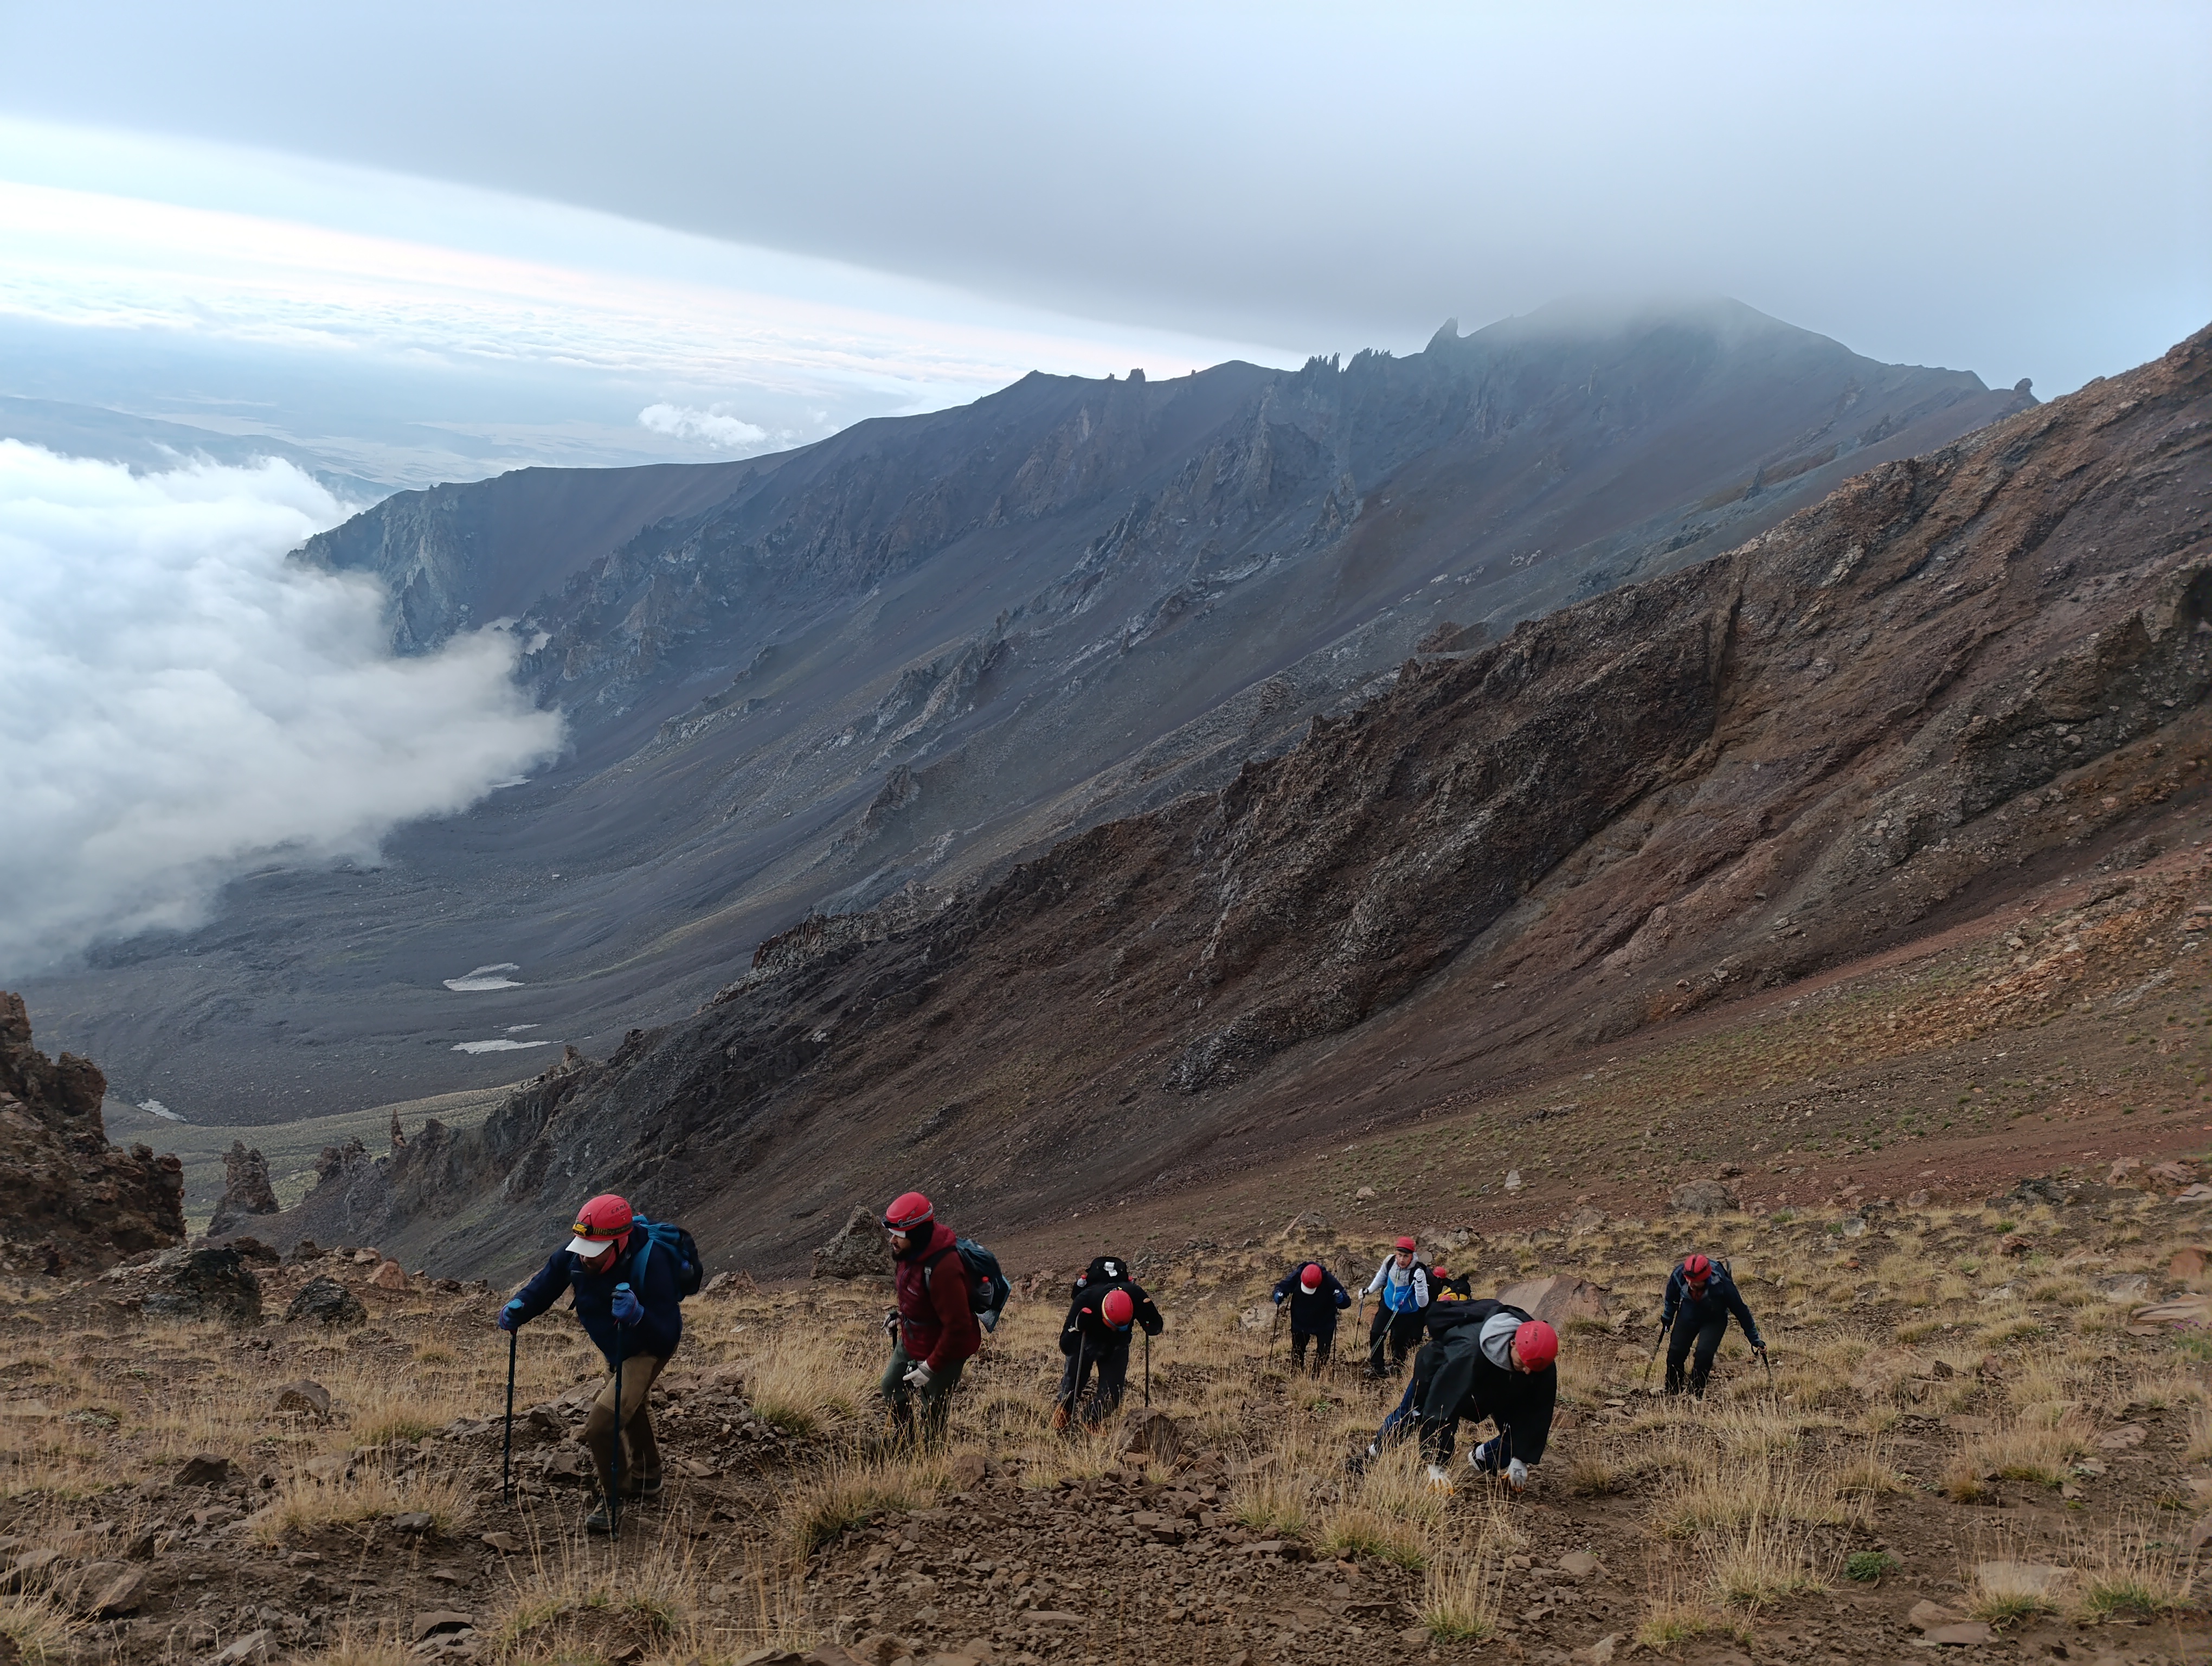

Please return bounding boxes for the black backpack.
[1071,1254,1129,1299]
[925,1236,1013,1332]
[629,1216,704,1298]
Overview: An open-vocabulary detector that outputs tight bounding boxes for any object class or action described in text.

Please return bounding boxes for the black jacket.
[1661,1264,1763,1348]
[1271,1266,1353,1332]
[1059,1274,1163,1355]
[1411,1298,1557,1465]
[511,1235,683,1368]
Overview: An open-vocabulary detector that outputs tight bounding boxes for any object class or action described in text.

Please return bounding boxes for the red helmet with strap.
[1299,1264,1323,1291]
[567,1194,632,1257]
[1512,1319,1560,1371]
[1394,1235,1417,1252]
[1102,1288,1135,1328]
[884,1191,934,1233]
[1683,1253,1713,1285]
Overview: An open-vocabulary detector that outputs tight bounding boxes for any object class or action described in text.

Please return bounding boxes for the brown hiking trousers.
[582,1353,665,1498]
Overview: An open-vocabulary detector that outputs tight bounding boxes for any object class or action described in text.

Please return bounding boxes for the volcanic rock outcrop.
[0,992,183,1268]
[207,1140,280,1237]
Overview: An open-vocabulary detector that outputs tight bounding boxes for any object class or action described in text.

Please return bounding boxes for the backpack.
[1071,1254,1129,1299]
[629,1216,703,1298]
[925,1236,1013,1333]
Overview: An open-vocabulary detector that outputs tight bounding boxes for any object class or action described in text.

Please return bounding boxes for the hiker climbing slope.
[1661,1252,1765,1397]
[1377,1296,1558,1493]
[879,1191,982,1446]
[1054,1254,1163,1429]
[499,1191,682,1534]
[1271,1261,1351,1374]
[1362,1235,1431,1377]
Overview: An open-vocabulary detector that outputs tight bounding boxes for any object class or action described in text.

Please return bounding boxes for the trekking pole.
[1641,1320,1670,1392]
[1760,1347,1776,1395]
[501,1327,517,1505]
[1143,1329,1152,1409]
[610,1285,627,1540]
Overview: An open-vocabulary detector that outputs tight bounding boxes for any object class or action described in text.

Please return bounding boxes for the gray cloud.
[0,2,2205,392]
[0,442,563,973]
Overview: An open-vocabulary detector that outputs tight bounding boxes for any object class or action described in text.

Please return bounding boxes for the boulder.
[2168,1246,2209,1280]
[284,1277,368,1327]
[1115,1407,1185,1466]
[1495,1274,1609,1328]
[88,1565,146,1618]
[275,1380,330,1418]
[210,1630,272,1665]
[811,1207,890,1280]
[369,1259,408,1291]
[173,1453,230,1488]
[139,1246,261,1326]
[1666,1181,1738,1215]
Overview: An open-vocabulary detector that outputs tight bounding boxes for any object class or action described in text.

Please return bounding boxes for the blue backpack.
[629,1216,704,1298]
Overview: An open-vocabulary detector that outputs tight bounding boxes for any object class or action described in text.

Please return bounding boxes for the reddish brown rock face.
[0,991,184,1268]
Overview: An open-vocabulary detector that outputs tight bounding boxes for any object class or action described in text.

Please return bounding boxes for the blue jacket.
[1271,1266,1352,1332]
[1661,1264,1763,1349]
[511,1235,683,1367]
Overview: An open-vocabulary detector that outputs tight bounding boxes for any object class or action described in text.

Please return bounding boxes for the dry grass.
[2186,1404,2212,1465]
[740,1327,864,1438]
[1649,1453,1848,1538]
[251,1459,472,1542]
[1418,1543,1502,1643]
[490,1524,701,1664]
[2074,1525,2194,1621]
[1703,1512,1827,1610]
[0,1590,78,1663]
[777,1451,948,1557]
[1966,1557,2066,1628]
[1944,1414,2089,1498]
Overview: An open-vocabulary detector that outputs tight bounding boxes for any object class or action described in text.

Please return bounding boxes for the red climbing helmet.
[1300,1264,1323,1292]
[1512,1319,1560,1371]
[1102,1288,1136,1328]
[567,1193,632,1255]
[884,1191,935,1233]
[1683,1253,1713,1287]
[1394,1235,1417,1252]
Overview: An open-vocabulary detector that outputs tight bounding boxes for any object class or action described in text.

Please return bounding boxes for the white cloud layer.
[0,441,564,973]
[636,403,773,452]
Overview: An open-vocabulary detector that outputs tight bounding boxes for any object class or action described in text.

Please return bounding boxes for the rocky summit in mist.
[28,299,2029,1135]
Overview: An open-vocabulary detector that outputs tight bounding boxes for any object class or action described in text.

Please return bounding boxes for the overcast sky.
[1,0,2205,445]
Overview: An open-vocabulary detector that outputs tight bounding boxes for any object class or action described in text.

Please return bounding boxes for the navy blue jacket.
[511,1234,683,1367]
[1271,1266,1352,1332]
[1661,1264,1763,1349]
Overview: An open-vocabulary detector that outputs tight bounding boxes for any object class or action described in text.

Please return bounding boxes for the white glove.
[902,1360,934,1391]
[1425,1464,1454,1494]
[1506,1458,1528,1491]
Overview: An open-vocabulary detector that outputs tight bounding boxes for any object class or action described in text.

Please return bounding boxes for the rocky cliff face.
[0,994,183,1268]
[34,302,2031,1126]
[342,325,2211,1281]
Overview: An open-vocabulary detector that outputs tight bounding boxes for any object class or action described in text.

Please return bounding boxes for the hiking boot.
[621,1472,663,1500]
[584,1501,617,1535]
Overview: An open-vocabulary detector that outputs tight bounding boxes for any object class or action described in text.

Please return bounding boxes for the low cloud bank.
[637,402,775,451]
[0,441,563,973]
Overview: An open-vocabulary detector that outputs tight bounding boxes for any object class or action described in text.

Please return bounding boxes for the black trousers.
[1289,1326,1335,1373]
[1058,1335,1130,1422]
[1665,1312,1729,1396]
[1367,1305,1424,1374]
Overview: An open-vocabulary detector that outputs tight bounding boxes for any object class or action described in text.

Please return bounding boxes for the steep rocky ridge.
[29,302,2027,1122]
[0,993,183,1268]
[294,325,2211,1281]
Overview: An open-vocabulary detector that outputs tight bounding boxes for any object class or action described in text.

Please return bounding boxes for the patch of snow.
[501,1023,539,1033]
[137,1098,186,1122]
[451,1038,552,1055]
[445,962,524,991]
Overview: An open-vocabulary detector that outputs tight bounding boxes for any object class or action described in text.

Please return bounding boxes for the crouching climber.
[878,1191,981,1447]
[499,1191,681,1534]
[1370,1297,1558,1494]
[1055,1255,1164,1429]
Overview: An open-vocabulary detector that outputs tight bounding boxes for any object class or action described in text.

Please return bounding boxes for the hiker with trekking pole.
[1361,1236,1432,1379]
[879,1192,991,1449]
[1366,1291,1559,1494]
[497,1191,699,1534]
[1053,1255,1163,1430]
[1658,1252,1766,1398]
[1270,1261,1352,1375]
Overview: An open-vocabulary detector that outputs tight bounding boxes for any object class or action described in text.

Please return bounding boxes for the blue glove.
[1273,1292,1285,1305]
[497,1299,524,1333]
[611,1284,643,1327]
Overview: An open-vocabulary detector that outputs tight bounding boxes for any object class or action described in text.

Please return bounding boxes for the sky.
[0,1,2204,972]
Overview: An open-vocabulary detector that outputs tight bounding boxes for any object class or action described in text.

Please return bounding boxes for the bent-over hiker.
[879,1191,981,1446]
[500,1191,681,1533]
[1661,1252,1765,1397]
[1374,1298,1558,1494]
[1271,1261,1352,1374]
[1363,1235,1431,1377]
[1055,1255,1163,1428]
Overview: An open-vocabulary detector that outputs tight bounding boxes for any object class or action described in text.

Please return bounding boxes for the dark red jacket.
[894,1221,982,1374]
